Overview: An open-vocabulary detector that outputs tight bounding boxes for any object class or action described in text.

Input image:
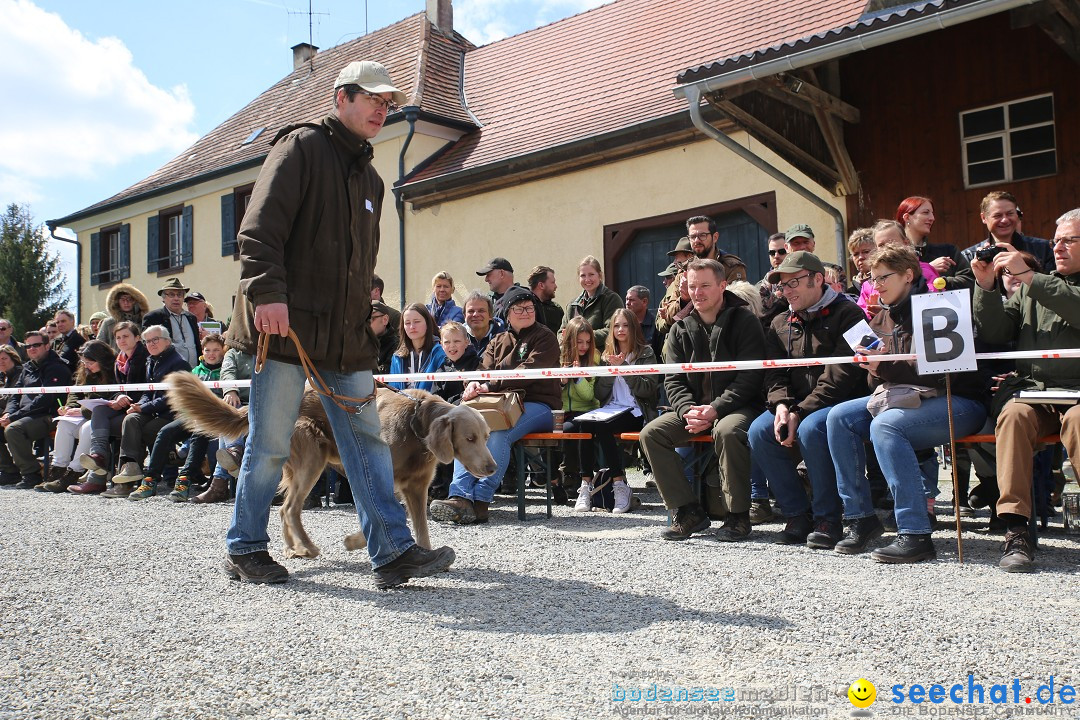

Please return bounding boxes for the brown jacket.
[483,322,562,410]
[227,114,383,372]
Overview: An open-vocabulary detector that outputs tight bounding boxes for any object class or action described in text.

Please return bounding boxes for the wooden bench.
[514,433,591,520]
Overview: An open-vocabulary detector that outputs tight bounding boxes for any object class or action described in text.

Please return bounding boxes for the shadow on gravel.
[284,564,792,635]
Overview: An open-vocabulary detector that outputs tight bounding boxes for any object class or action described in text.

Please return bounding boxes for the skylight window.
[242,127,266,145]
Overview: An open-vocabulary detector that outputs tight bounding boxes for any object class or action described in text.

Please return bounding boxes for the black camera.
[976,243,1005,263]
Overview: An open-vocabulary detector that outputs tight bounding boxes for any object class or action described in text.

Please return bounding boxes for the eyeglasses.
[369,313,387,321]
[869,271,899,286]
[776,274,811,290]
[1053,236,1080,248]
[24,341,47,349]
[352,88,399,113]
[144,336,166,345]
[768,249,787,257]
[688,233,713,241]
[509,305,536,316]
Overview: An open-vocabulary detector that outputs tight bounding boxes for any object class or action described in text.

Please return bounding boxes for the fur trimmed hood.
[104,282,150,322]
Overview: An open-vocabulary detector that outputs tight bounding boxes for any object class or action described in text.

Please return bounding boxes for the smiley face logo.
[848,679,876,708]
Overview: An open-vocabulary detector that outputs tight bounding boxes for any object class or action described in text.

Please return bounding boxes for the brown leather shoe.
[192,476,230,504]
[429,496,476,524]
[40,468,83,493]
[473,500,489,524]
[101,481,135,499]
[68,478,108,494]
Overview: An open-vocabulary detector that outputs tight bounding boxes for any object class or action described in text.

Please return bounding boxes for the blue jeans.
[213,435,245,481]
[226,358,413,567]
[749,407,840,522]
[750,458,768,501]
[827,395,987,535]
[449,401,554,503]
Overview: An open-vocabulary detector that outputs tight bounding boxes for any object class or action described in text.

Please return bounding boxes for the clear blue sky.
[0,0,610,310]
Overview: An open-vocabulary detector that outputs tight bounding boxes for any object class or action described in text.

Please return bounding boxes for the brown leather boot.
[473,501,489,524]
[192,476,230,504]
[429,496,476,524]
[36,465,69,491]
[41,468,82,493]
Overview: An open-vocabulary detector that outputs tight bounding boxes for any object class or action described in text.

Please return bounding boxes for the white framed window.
[960,94,1056,188]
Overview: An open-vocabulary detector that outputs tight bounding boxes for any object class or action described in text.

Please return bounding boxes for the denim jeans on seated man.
[226,358,414,568]
[749,406,839,523]
[448,401,554,503]
[827,395,986,535]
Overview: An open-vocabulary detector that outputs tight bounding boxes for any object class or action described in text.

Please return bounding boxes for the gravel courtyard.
[2,472,1077,720]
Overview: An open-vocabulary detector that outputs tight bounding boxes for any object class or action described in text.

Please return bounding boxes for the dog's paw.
[284,545,321,560]
[343,532,368,551]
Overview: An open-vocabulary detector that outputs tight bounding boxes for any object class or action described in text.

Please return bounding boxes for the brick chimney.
[426,0,453,36]
[291,42,318,71]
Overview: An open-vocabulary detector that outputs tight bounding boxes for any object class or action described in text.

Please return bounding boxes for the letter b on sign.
[911,290,976,375]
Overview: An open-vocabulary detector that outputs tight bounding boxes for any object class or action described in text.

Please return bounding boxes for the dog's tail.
[167,372,249,440]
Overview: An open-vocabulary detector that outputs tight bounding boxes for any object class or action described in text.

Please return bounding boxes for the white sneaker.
[574,482,593,512]
[117,461,143,480]
[613,481,633,513]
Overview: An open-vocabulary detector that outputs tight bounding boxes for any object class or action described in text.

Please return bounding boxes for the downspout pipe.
[395,106,420,310]
[682,85,847,267]
[46,222,81,321]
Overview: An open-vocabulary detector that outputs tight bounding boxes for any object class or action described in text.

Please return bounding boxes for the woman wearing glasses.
[826,245,988,563]
[429,287,560,526]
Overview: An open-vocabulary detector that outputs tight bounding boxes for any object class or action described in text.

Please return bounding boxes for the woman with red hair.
[895,196,971,289]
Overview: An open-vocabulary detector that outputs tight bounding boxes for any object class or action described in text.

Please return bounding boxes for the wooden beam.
[811,104,860,196]
[751,81,818,118]
[1048,0,1080,31]
[705,94,842,190]
[1038,11,1080,64]
[770,73,861,124]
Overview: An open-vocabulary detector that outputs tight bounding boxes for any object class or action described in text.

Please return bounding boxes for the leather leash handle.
[255,329,375,414]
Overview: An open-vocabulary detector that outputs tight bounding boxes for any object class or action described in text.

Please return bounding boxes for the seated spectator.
[429,321,481,500]
[624,285,656,349]
[896,196,971,290]
[37,340,116,492]
[570,309,659,514]
[858,220,940,318]
[846,228,875,295]
[828,245,987,563]
[195,345,254,504]
[639,259,765,542]
[371,274,400,331]
[528,265,563,335]
[558,317,601,494]
[144,278,200,367]
[462,290,503,356]
[44,321,60,344]
[961,190,1054,273]
[389,304,446,392]
[971,208,1080,573]
[822,264,850,295]
[184,291,212,324]
[747,252,868,548]
[96,283,150,351]
[0,331,73,488]
[476,257,524,321]
[370,301,399,374]
[53,309,86,369]
[426,272,465,328]
[73,321,150,494]
[429,287,560,525]
[0,318,21,357]
[89,312,108,337]
[0,345,22,387]
[563,255,622,349]
[144,333,227,502]
[96,325,191,498]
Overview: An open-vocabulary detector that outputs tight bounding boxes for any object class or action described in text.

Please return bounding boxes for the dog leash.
[255,329,377,414]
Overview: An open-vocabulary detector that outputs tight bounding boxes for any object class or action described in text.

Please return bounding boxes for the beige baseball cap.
[334,61,407,106]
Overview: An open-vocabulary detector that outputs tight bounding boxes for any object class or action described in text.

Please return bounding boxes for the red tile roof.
[56,13,474,224]
[404,0,870,188]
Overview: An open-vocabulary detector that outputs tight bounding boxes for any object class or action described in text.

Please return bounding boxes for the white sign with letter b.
[911,289,977,375]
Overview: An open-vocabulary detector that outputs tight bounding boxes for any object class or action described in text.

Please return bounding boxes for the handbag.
[589,468,616,511]
[866,383,939,417]
[464,391,524,431]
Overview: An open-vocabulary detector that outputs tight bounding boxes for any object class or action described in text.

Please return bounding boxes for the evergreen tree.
[0,203,69,336]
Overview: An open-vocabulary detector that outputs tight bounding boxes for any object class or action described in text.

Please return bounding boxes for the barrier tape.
[1,347,1079,397]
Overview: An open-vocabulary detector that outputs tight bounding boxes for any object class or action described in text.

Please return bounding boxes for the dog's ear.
[427,415,456,464]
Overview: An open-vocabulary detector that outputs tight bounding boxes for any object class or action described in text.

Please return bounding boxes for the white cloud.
[454,0,613,45]
[0,0,198,181]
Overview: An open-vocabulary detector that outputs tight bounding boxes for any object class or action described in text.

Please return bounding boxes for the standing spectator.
[563,255,622,349]
[757,232,788,317]
[896,196,971,289]
[44,321,60,343]
[846,228,875,295]
[96,283,150,351]
[184,291,213,324]
[784,224,816,254]
[528,265,563,335]
[463,291,503,355]
[0,331,73,488]
[961,190,1055,273]
[477,257,524,321]
[748,252,867,548]
[429,287,559,525]
[370,301,399,374]
[426,272,465,328]
[143,278,200,367]
[624,285,656,349]
[0,319,23,360]
[88,312,108,337]
[371,274,400,331]
[53,309,86,369]
[971,208,1080,573]
[389,303,446,392]
[639,259,765,541]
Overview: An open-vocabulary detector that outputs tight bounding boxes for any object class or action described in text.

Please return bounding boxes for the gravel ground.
[1,468,1078,720]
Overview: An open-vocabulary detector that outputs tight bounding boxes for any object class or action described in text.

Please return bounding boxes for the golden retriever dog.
[167,373,496,558]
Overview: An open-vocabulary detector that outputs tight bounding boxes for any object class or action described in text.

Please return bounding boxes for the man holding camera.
[962,191,1054,272]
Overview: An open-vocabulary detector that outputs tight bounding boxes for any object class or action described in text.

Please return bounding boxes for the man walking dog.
[223,60,455,588]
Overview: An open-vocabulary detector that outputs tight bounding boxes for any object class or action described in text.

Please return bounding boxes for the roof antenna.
[286,0,327,72]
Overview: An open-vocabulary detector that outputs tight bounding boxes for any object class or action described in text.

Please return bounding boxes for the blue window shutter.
[146,216,160,273]
[181,205,194,266]
[118,223,131,280]
[221,193,236,256]
[89,232,101,286]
